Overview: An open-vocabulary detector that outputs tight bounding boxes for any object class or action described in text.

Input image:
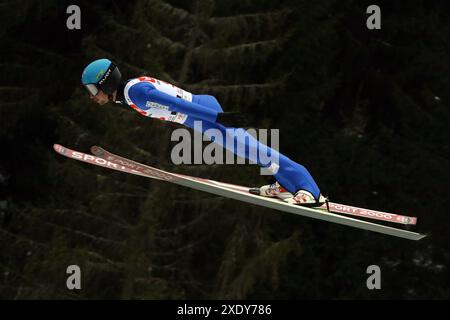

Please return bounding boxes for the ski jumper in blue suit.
[120,76,321,199]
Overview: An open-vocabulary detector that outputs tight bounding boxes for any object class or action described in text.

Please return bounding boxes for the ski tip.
[53,144,66,154]
[90,145,103,155]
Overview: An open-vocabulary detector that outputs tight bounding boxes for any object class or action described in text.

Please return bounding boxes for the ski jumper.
[121,77,321,199]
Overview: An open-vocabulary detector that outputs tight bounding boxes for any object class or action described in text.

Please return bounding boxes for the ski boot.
[284,189,328,208]
[250,183,328,209]
[249,181,293,201]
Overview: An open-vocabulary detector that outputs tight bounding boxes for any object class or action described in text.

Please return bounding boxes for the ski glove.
[216,112,249,127]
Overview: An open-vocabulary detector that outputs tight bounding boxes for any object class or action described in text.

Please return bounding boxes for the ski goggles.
[84,84,100,96]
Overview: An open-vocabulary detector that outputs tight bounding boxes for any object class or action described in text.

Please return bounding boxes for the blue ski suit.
[120,76,321,199]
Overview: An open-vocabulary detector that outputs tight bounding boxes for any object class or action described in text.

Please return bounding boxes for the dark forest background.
[0,0,449,299]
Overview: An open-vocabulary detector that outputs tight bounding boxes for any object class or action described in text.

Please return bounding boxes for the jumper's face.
[89,90,109,105]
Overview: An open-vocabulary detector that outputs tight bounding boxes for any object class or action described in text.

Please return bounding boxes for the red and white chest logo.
[124,77,191,124]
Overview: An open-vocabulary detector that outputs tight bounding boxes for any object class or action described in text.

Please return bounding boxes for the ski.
[90,146,417,226]
[53,144,426,240]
